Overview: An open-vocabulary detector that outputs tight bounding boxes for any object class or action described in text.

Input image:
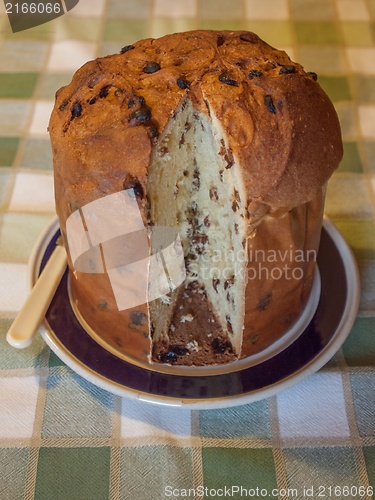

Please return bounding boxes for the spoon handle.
[6,244,67,348]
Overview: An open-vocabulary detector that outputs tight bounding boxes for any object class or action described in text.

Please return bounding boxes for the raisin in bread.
[49,30,343,366]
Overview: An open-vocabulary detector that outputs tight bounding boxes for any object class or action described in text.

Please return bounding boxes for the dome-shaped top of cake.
[50,30,342,215]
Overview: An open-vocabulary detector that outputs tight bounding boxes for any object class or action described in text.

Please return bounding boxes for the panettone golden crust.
[50,30,342,220]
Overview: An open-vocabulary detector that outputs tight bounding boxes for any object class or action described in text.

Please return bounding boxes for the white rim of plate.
[29,216,360,409]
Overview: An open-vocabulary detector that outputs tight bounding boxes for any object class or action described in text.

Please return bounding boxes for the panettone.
[49,30,343,366]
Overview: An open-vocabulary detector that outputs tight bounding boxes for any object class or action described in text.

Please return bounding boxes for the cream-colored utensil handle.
[6,245,67,348]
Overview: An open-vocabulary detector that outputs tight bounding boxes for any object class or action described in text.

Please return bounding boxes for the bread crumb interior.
[146,98,247,364]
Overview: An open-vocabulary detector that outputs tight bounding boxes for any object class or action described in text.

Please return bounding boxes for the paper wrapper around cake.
[49,30,343,366]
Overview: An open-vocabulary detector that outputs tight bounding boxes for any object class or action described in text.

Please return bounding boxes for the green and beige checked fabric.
[0,0,375,499]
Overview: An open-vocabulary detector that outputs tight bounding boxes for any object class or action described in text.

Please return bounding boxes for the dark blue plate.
[33,218,360,409]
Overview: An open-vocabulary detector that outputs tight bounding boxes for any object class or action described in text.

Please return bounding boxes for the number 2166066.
[317,485,373,497]
[5,3,61,14]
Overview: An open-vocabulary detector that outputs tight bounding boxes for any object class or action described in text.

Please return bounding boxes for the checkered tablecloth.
[0,0,375,499]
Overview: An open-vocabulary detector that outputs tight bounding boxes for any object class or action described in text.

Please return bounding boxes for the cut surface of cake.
[49,30,343,366]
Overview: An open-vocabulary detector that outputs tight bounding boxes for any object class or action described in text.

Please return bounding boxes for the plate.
[30,217,360,409]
